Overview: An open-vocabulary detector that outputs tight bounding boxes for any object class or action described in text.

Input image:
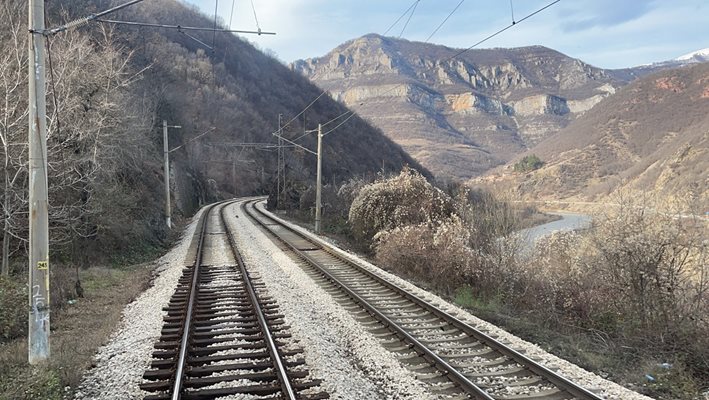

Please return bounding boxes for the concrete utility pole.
[28,0,50,364]
[315,124,323,234]
[163,120,181,229]
[276,114,282,209]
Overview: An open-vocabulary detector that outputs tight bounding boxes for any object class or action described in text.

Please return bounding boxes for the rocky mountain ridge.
[293,34,629,178]
[473,62,709,205]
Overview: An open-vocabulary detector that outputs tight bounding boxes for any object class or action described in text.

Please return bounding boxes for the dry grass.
[0,264,153,400]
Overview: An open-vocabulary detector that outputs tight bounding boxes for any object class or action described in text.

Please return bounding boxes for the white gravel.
[73,209,204,400]
[253,201,656,400]
[224,201,434,400]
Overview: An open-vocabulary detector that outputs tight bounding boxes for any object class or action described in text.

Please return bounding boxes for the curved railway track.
[140,201,328,400]
[243,199,604,400]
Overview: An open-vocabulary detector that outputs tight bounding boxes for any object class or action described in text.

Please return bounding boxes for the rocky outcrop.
[293,34,629,178]
[511,94,569,116]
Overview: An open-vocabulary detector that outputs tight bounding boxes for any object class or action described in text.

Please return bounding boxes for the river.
[516,212,592,249]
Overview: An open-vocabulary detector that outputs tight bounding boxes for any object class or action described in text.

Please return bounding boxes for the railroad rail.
[140,201,327,400]
[244,199,604,400]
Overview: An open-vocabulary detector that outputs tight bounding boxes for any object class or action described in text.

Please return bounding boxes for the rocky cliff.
[293,34,627,179]
[474,63,709,205]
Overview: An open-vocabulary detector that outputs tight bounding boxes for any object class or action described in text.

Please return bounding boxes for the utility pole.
[276,114,282,209]
[315,124,322,234]
[163,120,181,229]
[28,0,50,364]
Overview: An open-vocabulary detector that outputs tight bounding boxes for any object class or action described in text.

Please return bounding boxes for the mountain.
[610,47,709,81]
[293,34,629,179]
[1,1,424,260]
[53,2,423,215]
[473,63,709,204]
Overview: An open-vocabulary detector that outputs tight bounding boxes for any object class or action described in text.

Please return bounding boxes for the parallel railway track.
[140,201,327,400]
[243,199,604,400]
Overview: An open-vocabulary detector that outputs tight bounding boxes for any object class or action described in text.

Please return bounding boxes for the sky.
[181,0,709,69]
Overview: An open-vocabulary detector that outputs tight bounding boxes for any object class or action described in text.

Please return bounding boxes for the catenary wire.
[425,0,465,43]
[399,0,420,38]
[383,0,420,36]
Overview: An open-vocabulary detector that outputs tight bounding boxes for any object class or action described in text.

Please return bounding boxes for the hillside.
[474,63,709,204]
[1,1,423,264]
[293,34,629,179]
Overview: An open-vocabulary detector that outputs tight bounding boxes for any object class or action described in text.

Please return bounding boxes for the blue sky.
[181,0,708,69]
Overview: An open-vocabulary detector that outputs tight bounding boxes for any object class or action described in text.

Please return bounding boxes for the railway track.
[140,201,328,400]
[243,199,604,400]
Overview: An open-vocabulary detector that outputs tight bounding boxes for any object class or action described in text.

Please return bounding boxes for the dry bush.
[349,166,454,242]
[374,216,473,293]
[0,275,24,340]
[523,194,708,384]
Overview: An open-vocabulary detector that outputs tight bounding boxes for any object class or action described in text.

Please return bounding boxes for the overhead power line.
[96,19,276,35]
[425,0,465,43]
[383,0,420,36]
[399,0,420,38]
[44,0,146,35]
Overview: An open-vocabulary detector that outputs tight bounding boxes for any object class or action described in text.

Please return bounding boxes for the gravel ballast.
[73,209,203,400]
[253,201,655,400]
[73,199,655,400]
[224,201,433,399]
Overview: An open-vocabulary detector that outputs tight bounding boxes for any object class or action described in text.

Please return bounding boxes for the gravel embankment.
[254,201,655,400]
[73,209,203,400]
[224,202,433,400]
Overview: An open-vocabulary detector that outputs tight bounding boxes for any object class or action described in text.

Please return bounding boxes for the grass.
[0,264,154,400]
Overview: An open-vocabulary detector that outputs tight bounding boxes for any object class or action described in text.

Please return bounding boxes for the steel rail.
[170,202,219,400]
[219,202,297,399]
[246,199,604,400]
[242,200,492,399]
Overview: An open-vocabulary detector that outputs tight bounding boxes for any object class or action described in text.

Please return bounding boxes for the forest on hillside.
[0,0,421,277]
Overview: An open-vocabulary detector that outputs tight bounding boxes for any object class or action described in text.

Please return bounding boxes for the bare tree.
[0,0,29,275]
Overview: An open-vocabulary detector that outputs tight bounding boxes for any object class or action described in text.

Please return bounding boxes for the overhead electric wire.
[250,0,262,33]
[228,0,236,29]
[510,0,516,24]
[169,127,217,153]
[45,0,146,35]
[425,0,465,43]
[179,28,213,51]
[383,0,420,36]
[96,19,275,35]
[398,0,420,38]
[323,112,357,137]
[444,0,559,63]
[212,0,219,50]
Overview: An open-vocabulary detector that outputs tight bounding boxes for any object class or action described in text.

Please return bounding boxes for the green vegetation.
[513,154,544,172]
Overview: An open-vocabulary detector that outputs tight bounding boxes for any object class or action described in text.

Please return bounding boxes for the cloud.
[558,0,657,32]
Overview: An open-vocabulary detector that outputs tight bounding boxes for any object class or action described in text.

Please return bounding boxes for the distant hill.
[293,34,629,179]
[610,47,709,81]
[473,63,709,204]
[53,1,424,215]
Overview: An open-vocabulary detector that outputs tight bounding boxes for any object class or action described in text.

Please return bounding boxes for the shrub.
[349,167,454,243]
[513,154,544,172]
[0,275,26,341]
[374,216,473,293]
